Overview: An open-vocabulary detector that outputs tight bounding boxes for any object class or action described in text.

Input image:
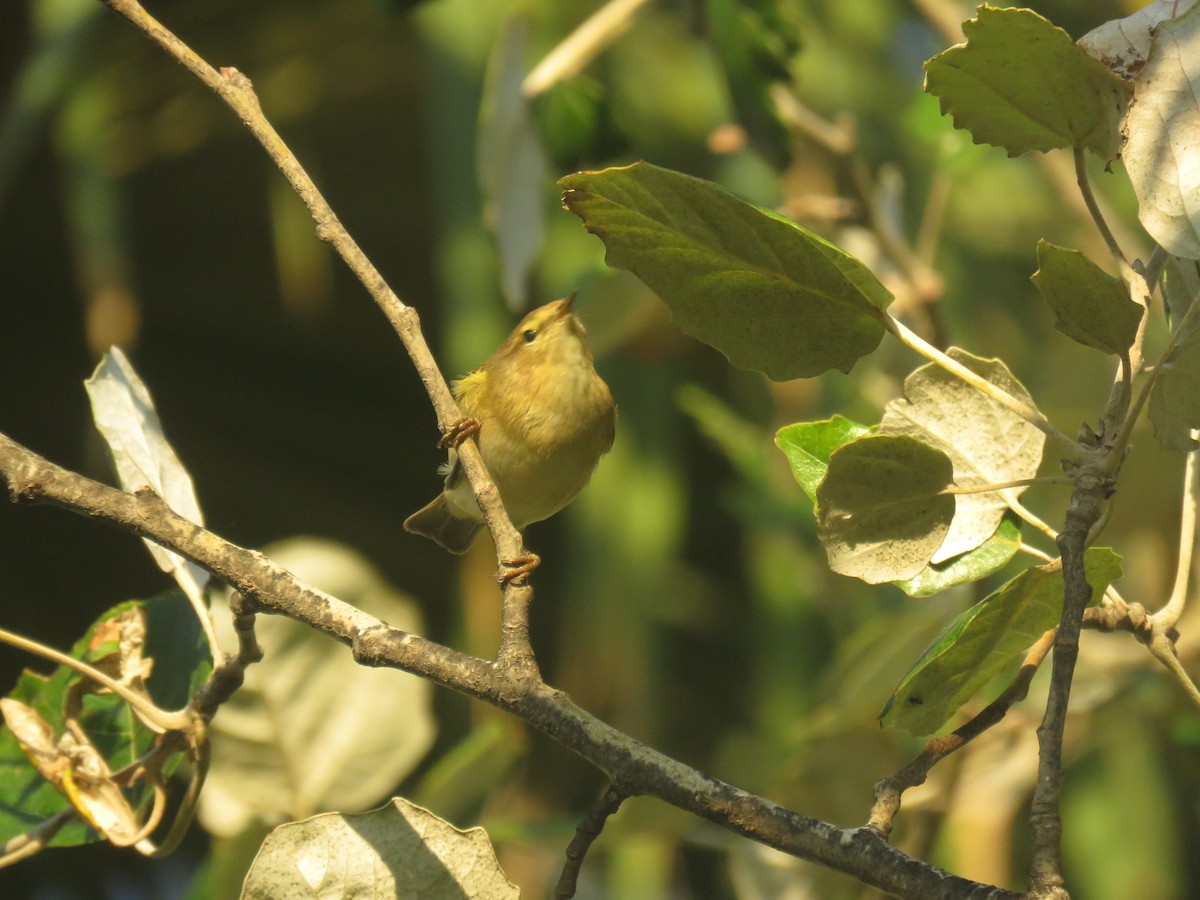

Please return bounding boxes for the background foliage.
[2,0,1198,897]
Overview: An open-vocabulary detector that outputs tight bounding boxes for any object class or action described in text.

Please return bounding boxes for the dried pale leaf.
[880,349,1044,562]
[1124,5,1200,259]
[479,14,546,311]
[198,539,436,837]
[1079,0,1199,79]
[241,798,518,900]
[85,348,210,596]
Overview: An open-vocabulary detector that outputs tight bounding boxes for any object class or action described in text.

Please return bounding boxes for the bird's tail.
[403,494,482,554]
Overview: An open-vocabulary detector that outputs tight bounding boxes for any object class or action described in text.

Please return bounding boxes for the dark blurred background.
[3,1,1199,898]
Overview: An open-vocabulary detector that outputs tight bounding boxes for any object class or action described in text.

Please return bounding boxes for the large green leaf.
[880,548,1123,735]
[879,349,1043,563]
[560,162,892,379]
[774,416,875,504]
[1032,241,1143,355]
[924,6,1130,159]
[815,434,955,584]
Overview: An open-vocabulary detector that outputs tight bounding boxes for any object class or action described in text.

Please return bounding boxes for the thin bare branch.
[100,0,540,673]
[523,0,654,98]
[1155,443,1199,630]
[554,785,628,899]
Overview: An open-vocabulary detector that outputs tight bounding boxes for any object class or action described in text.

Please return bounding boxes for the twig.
[0,430,1022,899]
[1107,284,1200,470]
[0,810,74,870]
[1155,443,1199,630]
[868,627,1055,838]
[554,785,628,899]
[1028,465,1111,897]
[1073,147,1127,269]
[0,626,193,733]
[99,0,539,675]
[522,0,654,98]
[884,315,1083,462]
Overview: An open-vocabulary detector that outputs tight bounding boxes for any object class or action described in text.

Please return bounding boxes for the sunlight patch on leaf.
[880,349,1044,563]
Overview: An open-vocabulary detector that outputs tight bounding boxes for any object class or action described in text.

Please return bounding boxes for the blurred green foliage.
[2,0,1199,898]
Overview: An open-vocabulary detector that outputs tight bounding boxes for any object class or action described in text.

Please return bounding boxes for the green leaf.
[774,416,875,504]
[879,349,1044,562]
[815,434,956,584]
[560,162,892,379]
[896,516,1022,598]
[881,548,1123,735]
[0,592,210,847]
[1031,241,1143,354]
[924,6,1131,159]
[1150,329,1200,451]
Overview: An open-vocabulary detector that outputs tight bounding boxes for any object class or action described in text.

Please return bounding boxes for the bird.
[404,292,616,557]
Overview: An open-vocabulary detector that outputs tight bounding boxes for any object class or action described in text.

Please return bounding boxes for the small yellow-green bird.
[404,293,616,554]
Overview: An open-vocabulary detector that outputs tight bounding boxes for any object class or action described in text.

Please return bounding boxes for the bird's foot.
[438,417,480,449]
[497,554,540,586]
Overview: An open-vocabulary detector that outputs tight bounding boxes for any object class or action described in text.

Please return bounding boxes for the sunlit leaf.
[816,434,955,583]
[241,798,518,900]
[775,416,874,504]
[85,348,210,600]
[1078,0,1200,79]
[881,548,1123,735]
[560,161,891,379]
[1032,240,1142,355]
[924,6,1130,159]
[879,349,1044,563]
[1123,4,1200,259]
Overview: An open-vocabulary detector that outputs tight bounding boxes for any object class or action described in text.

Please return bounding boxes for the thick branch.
[0,432,1019,899]
[1028,464,1110,897]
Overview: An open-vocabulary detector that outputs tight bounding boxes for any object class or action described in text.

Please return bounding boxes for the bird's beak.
[562,290,578,313]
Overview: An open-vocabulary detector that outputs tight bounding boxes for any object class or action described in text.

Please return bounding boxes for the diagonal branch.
[0,430,1021,900]
[99,0,539,673]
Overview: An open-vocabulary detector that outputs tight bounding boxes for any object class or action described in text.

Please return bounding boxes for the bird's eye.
[523,329,538,343]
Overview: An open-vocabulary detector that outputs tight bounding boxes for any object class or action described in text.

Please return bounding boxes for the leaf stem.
[943,477,1072,495]
[522,0,653,98]
[1107,284,1200,470]
[0,626,193,733]
[884,314,1083,461]
[1073,147,1127,269]
[1154,441,1198,630]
